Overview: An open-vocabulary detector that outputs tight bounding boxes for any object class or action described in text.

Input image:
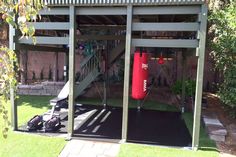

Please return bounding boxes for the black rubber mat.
[73,105,192,147]
[20,104,192,147]
[127,109,192,146]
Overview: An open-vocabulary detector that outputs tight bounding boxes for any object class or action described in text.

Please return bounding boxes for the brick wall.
[17,81,65,96]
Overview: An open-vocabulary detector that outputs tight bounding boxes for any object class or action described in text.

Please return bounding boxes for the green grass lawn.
[118,143,219,157]
[0,96,66,157]
[78,97,178,112]
[0,96,219,157]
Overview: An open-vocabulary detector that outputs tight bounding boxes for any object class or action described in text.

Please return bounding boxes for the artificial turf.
[0,96,66,157]
[118,111,219,157]
[77,97,179,112]
[118,143,219,157]
[0,96,219,157]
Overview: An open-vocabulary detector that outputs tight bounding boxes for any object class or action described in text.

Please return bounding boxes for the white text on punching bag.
[142,63,148,70]
[143,80,147,92]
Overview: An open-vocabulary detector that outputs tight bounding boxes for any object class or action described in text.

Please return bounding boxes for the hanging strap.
[139,67,163,108]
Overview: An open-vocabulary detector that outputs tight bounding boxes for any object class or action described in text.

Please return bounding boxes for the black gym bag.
[27,115,44,131]
[45,116,61,132]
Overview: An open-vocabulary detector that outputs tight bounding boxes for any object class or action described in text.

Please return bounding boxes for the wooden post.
[20,50,28,84]
[192,4,208,150]
[181,51,186,113]
[53,52,58,81]
[9,23,18,130]
[122,5,133,141]
[103,41,108,107]
[67,5,76,139]
[64,52,69,82]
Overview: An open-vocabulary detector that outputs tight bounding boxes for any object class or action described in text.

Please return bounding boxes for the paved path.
[58,140,121,157]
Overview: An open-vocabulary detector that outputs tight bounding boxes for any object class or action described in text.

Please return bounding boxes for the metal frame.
[9,3,208,151]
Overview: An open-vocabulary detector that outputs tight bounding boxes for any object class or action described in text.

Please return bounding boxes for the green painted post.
[192,4,208,150]
[9,23,18,130]
[122,5,133,141]
[67,5,76,139]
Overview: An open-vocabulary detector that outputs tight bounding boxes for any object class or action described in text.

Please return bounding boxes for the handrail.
[78,50,102,82]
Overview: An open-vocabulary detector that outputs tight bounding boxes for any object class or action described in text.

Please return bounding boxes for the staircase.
[108,41,125,66]
[75,41,125,98]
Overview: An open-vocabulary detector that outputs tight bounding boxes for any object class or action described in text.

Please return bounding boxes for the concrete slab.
[59,140,120,157]
[207,125,227,136]
[209,134,225,142]
[203,117,223,127]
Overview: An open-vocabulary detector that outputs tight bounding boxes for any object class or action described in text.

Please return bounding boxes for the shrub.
[210,1,236,118]
[48,66,52,80]
[171,79,196,97]
[40,68,44,80]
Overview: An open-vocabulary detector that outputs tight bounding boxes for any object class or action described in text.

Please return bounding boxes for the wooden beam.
[79,25,126,30]
[39,8,69,15]
[132,39,199,48]
[132,22,200,31]
[192,4,208,151]
[77,35,125,41]
[85,15,103,24]
[18,37,69,45]
[122,5,133,141]
[76,7,126,15]
[116,15,126,24]
[67,5,76,139]
[133,6,201,15]
[18,44,68,52]
[102,15,117,25]
[9,23,18,130]
[28,22,70,30]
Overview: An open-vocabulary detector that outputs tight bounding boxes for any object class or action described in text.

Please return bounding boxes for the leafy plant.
[171,79,196,97]
[0,0,44,137]
[209,0,236,118]
[48,66,52,80]
[40,68,44,80]
[32,71,36,80]
[0,47,18,138]
[0,0,45,39]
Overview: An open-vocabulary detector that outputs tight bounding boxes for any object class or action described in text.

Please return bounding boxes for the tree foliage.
[0,47,17,138]
[209,0,236,117]
[0,0,44,37]
[0,0,44,137]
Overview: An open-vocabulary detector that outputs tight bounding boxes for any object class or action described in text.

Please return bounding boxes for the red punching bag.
[132,51,149,100]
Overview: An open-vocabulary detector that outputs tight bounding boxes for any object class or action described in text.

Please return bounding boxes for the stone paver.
[202,113,227,142]
[59,140,120,157]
